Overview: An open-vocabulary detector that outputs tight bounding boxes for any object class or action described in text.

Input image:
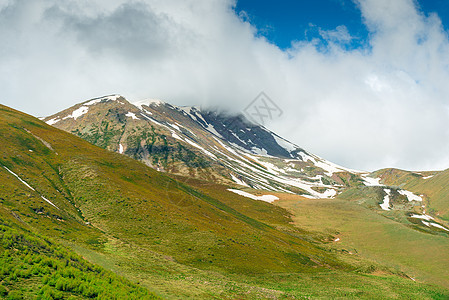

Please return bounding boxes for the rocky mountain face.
[44,95,367,198]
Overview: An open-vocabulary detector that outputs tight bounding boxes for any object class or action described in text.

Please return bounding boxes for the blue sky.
[3,0,449,171]
[235,0,449,50]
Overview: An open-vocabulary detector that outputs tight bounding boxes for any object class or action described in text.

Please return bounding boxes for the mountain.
[3,103,449,298]
[44,95,449,232]
[371,167,449,221]
[2,104,343,274]
[44,95,367,198]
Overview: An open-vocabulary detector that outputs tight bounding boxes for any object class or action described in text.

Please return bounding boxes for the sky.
[235,0,370,50]
[1,0,449,172]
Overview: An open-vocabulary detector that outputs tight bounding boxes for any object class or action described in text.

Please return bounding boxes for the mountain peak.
[43,94,369,198]
[133,98,166,109]
[45,95,130,126]
[82,94,126,105]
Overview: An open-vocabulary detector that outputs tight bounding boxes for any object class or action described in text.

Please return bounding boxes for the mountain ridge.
[43,94,367,198]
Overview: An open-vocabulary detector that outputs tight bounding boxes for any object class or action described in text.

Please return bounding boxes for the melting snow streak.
[3,166,59,209]
[227,189,278,203]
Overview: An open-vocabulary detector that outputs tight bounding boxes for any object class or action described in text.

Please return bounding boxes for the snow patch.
[142,108,152,115]
[230,174,250,187]
[227,189,279,203]
[184,138,216,159]
[3,166,58,209]
[168,123,180,131]
[422,175,434,180]
[140,113,165,127]
[63,106,89,120]
[313,160,345,176]
[429,223,449,232]
[298,151,362,176]
[204,123,224,139]
[422,221,449,232]
[398,190,422,202]
[125,112,139,120]
[84,95,121,106]
[133,99,164,109]
[119,144,124,154]
[251,147,269,156]
[3,166,35,191]
[410,214,434,221]
[170,130,183,140]
[362,175,383,186]
[84,99,103,106]
[40,196,58,209]
[45,117,61,125]
[191,108,207,124]
[380,189,391,210]
[273,134,298,153]
[322,189,337,198]
[214,137,240,156]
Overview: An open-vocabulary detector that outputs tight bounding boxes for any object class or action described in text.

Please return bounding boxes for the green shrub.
[0,285,8,296]
[0,218,155,299]
[6,290,23,300]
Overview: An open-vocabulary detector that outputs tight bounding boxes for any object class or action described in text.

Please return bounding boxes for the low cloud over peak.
[1,0,449,171]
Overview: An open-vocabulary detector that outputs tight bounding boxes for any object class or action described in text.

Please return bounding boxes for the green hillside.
[1,104,449,298]
[372,168,449,223]
[277,195,449,290]
[0,217,156,299]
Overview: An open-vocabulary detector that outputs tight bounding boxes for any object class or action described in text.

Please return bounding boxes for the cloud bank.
[1,0,449,171]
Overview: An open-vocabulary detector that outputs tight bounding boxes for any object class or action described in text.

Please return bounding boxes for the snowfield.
[63,106,89,120]
[380,189,391,210]
[227,189,279,203]
[410,214,434,221]
[422,221,449,232]
[362,174,383,186]
[398,190,422,202]
[125,112,139,120]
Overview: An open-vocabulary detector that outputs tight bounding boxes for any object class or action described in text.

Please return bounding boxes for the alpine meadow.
[2,0,449,299]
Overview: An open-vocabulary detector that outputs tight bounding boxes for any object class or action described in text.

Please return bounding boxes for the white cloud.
[1,0,449,171]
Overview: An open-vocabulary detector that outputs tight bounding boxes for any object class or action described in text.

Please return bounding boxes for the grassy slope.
[0,217,156,299]
[401,171,449,222]
[1,104,347,273]
[1,104,448,298]
[372,168,449,223]
[276,195,449,290]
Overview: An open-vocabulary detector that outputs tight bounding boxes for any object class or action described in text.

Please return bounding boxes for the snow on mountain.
[398,190,423,202]
[362,175,383,186]
[45,95,125,126]
[42,95,405,199]
[227,189,279,203]
[133,99,165,109]
[380,189,391,211]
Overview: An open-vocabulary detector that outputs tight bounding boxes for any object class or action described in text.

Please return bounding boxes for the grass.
[276,196,449,289]
[1,104,449,298]
[372,168,449,222]
[0,217,157,299]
